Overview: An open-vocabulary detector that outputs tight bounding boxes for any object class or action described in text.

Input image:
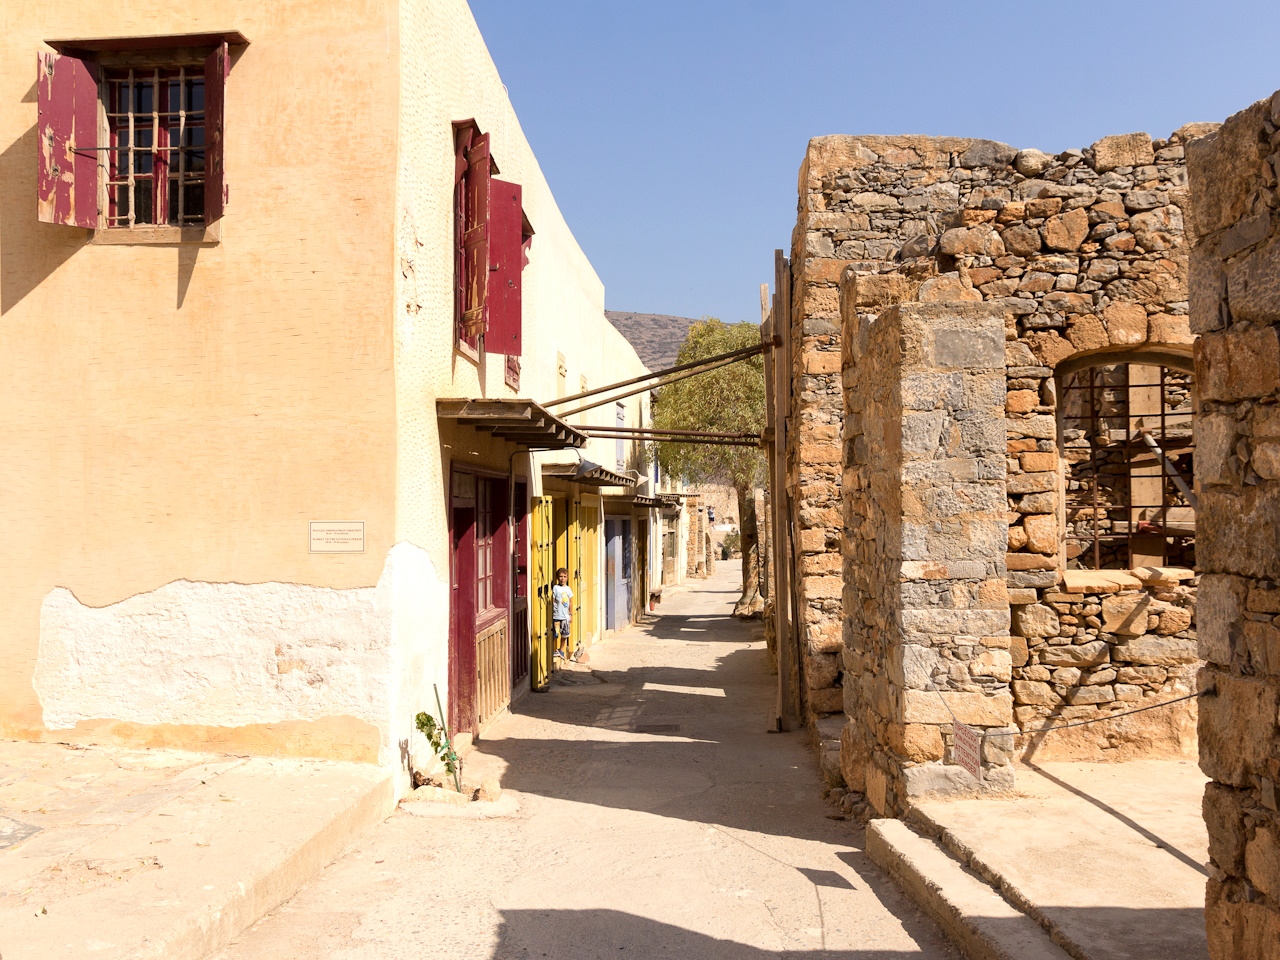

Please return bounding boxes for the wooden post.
[772,249,800,731]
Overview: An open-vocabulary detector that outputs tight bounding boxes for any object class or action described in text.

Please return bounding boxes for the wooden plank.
[774,248,800,732]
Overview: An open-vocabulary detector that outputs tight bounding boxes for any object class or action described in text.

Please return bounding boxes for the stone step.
[866,818,1073,960]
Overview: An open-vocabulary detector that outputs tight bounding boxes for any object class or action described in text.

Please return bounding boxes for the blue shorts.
[553,619,571,639]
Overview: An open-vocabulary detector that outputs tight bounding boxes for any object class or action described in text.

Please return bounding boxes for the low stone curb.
[866,818,1072,960]
[907,806,1091,960]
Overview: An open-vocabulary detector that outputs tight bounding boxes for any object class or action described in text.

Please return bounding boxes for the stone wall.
[805,130,1210,775]
[1189,89,1280,957]
[839,290,1014,816]
[792,136,988,722]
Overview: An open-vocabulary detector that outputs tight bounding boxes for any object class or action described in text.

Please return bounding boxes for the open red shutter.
[36,51,98,228]
[488,179,523,355]
[203,42,228,224]
[461,132,491,339]
[453,125,474,340]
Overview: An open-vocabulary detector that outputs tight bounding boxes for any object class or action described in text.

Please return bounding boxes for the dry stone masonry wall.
[800,126,1217,806]
[1189,89,1280,959]
[839,291,1014,816]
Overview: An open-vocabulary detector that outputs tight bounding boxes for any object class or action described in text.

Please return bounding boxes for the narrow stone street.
[212,568,960,959]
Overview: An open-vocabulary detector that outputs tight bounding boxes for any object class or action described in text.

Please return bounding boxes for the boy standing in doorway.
[551,567,574,663]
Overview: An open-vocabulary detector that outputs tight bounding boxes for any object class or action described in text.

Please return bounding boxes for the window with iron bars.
[105,67,206,227]
[1061,361,1196,570]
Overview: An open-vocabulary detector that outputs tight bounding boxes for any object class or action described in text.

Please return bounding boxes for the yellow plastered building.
[0,0,678,796]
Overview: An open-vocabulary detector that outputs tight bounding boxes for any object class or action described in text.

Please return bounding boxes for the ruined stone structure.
[799,127,1214,814]
[1189,90,1280,958]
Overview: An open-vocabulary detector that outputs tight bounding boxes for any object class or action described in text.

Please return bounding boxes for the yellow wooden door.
[570,496,583,656]
[580,502,599,645]
[531,495,554,691]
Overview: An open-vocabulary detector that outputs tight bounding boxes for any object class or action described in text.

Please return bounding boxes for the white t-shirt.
[552,584,574,621]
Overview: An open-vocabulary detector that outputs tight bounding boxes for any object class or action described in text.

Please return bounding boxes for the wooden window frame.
[38,40,233,245]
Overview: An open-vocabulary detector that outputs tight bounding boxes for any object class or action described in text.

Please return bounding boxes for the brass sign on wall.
[309,521,365,554]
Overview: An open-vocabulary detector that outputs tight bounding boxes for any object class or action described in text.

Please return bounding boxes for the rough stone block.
[1198,485,1280,581]
[888,722,945,762]
[1023,513,1057,554]
[1009,635,1029,667]
[839,721,868,793]
[1155,606,1193,635]
[1196,326,1280,401]
[1042,208,1089,252]
[1198,576,1247,666]
[804,350,842,375]
[809,685,844,715]
[932,326,1004,370]
[1147,313,1194,345]
[901,761,1016,799]
[1007,472,1055,494]
[1245,822,1280,900]
[1104,302,1149,345]
[1225,231,1280,325]
[1113,637,1198,665]
[1039,640,1109,667]
[1091,133,1155,173]
[1198,670,1280,787]
[901,690,1013,726]
[1066,685,1116,704]
[1020,452,1057,473]
[1101,593,1153,636]
[917,274,981,303]
[1012,679,1058,705]
[1185,98,1271,240]
[939,227,1005,257]
[1004,553,1057,571]
[1012,603,1059,638]
[1204,782,1247,875]
[1195,412,1238,487]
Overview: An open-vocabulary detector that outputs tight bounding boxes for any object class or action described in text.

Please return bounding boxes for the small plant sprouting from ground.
[415,709,461,793]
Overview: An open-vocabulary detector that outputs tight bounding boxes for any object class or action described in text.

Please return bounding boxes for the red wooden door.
[450,472,478,734]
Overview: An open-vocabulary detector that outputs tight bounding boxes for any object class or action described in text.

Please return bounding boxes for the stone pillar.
[1189,90,1280,957]
[840,276,1014,816]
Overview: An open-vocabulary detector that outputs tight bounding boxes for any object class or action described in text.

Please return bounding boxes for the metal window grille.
[105,67,205,227]
[1061,363,1195,570]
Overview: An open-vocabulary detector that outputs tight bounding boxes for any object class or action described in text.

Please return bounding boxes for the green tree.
[653,318,765,617]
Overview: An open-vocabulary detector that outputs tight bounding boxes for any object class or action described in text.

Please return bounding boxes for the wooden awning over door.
[437,399,586,450]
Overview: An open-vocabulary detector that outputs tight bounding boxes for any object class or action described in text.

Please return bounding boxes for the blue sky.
[468,1,1280,325]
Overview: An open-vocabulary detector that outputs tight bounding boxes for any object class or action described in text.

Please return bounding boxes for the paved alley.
[212,568,959,959]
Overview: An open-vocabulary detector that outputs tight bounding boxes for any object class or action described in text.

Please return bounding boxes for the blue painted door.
[605,519,621,630]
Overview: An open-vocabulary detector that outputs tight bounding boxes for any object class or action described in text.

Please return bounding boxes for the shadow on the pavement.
[1023,760,1208,877]
[632,613,756,642]
[491,908,946,959]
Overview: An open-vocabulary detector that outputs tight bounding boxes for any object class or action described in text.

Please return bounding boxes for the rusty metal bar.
[555,350,763,419]
[579,425,759,440]
[544,341,766,409]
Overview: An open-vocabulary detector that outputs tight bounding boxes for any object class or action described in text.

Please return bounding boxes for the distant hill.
[605,311,699,372]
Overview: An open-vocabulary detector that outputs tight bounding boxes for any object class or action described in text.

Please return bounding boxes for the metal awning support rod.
[555,351,761,419]
[544,341,766,409]
[579,426,759,440]
[1137,429,1199,510]
[582,432,760,448]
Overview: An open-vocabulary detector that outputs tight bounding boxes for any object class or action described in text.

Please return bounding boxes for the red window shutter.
[36,51,98,228]
[453,125,474,342]
[461,132,491,340]
[487,178,523,356]
[203,42,229,224]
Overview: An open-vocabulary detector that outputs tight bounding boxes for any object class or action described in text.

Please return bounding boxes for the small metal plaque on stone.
[309,521,365,554]
[953,722,982,782]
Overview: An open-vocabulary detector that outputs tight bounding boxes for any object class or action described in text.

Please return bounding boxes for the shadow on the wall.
[177,245,199,308]
[1,124,88,315]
